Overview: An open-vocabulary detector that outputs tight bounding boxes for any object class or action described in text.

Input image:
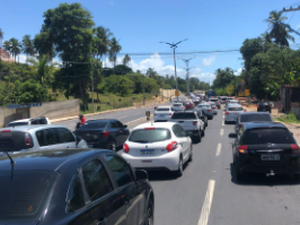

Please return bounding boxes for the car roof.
[0,149,112,171]
[0,124,69,132]
[243,122,286,130]
[132,121,176,130]
[8,119,31,123]
[227,104,243,107]
[157,106,171,109]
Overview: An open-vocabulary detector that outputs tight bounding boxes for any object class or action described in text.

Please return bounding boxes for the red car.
[183,101,194,110]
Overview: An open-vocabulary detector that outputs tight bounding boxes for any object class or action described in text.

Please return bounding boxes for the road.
[55,103,300,225]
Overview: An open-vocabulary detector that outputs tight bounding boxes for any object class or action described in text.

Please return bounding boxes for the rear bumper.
[225,115,237,122]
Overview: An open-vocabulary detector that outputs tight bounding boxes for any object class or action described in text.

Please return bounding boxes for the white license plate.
[261,154,280,161]
[140,150,154,155]
[88,145,93,148]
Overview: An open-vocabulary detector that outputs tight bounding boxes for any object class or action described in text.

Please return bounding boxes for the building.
[0,47,15,63]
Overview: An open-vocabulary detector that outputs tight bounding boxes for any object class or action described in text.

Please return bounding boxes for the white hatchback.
[121,122,192,177]
[153,106,174,122]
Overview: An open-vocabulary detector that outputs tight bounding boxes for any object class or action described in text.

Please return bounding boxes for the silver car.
[224,104,245,124]
[172,103,186,111]
[196,103,214,120]
[154,106,174,122]
[0,125,88,154]
[208,102,218,115]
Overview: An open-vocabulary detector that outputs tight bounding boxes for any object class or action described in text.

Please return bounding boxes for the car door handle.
[97,218,106,225]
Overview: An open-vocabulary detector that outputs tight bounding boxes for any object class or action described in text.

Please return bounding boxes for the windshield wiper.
[133,140,149,143]
[0,145,16,180]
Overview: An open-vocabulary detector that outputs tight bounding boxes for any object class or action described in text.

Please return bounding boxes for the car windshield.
[129,128,171,143]
[79,121,107,129]
[243,128,295,144]
[198,105,210,108]
[157,108,170,111]
[240,114,272,122]
[171,113,196,119]
[0,171,54,219]
[6,122,28,127]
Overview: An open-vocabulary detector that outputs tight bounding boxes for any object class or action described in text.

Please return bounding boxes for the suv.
[0,125,88,153]
[6,117,51,127]
[257,102,272,113]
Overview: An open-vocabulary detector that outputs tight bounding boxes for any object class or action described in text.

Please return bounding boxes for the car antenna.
[1,144,16,180]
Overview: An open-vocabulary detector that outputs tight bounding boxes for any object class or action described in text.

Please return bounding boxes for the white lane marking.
[126,116,149,124]
[220,129,224,136]
[222,121,225,126]
[216,143,221,156]
[222,115,225,119]
[197,180,216,225]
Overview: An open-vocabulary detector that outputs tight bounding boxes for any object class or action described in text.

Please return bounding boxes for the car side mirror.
[124,124,128,128]
[228,133,237,138]
[135,169,148,181]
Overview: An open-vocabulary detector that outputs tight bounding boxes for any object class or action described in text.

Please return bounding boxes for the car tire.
[224,120,228,124]
[202,129,205,137]
[205,121,208,127]
[145,198,154,225]
[176,156,183,177]
[188,144,193,162]
[110,140,116,152]
[234,163,244,182]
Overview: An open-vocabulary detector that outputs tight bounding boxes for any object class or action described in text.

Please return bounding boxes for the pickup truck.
[169,111,205,143]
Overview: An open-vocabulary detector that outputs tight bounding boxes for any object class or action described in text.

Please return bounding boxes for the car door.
[172,125,189,161]
[66,159,126,225]
[110,121,122,146]
[57,128,77,149]
[105,155,146,225]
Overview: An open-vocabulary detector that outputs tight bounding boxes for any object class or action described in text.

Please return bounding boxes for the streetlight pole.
[160,38,188,101]
[182,58,193,95]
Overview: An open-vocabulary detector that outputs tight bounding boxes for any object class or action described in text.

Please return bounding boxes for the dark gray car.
[196,103,214,120]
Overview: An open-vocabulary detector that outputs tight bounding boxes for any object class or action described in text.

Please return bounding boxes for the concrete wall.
[291,102,300,120]
[160,88,183,100]
[30,99,80,120]
[0,106,20,127]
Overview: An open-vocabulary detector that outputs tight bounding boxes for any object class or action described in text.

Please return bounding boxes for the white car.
[6,117,51,127]
[153,106,174,122]
[172,103,186,112]
[121,122,192,177]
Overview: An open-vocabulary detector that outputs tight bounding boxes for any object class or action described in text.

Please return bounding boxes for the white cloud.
[235,68,244,75]
[201,55,216,66]
[18,54,27,64]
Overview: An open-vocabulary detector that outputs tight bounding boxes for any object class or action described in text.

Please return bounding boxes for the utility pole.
[282,6,300,12]
[182,58,193,95]
[160,38,188,102]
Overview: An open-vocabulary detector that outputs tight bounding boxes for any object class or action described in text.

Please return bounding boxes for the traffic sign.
[245,89,250,96]
[175,90,179,97]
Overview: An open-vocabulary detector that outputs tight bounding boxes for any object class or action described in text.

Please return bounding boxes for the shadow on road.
[147,171,178,181]
[230,163,300,186]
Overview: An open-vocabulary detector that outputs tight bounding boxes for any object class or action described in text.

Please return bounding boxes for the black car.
[75,119,130,151]
[257,102,272,113]
[229,122,300,181]
[0,149,154,225]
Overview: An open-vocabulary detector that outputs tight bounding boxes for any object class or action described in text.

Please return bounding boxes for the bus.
[206,90,216,98]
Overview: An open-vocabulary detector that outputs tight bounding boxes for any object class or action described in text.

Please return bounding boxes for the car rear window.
[173,103,182,107]
[157,108,169,111]
[0,171,54,219]
[183,102,191,105]
[171,113,197,119]
[221,97,227,100]
[79,121,107,129]
[228,107,243,111]
[6,122,28,127]
[242,128,295,144]
[129,128,171,143]
[197,105,210,108]
[240,114,272,122]
[0,131,27,151]
[210,99,218,102]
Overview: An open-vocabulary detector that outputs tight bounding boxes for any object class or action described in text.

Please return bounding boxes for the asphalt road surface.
[56,102,300,225]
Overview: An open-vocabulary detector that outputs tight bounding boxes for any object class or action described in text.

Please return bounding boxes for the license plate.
[261,154,280,161]
[140,149,154,155]
[88,145,93,148]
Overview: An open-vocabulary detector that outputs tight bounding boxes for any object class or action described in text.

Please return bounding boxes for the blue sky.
[1,0,300,84]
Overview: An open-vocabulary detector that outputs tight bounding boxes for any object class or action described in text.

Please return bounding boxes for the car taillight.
[154,113,156,116]
[243,110,246,113]
[291,144,300,154]
[238,124,242,129]
[226,100,228,102]
[102,131,110,137]
[208,109,212,112]
[169,113,172,116]
[1,130,10,133]
[257,104,259,108]
[237,145,248,154]
[123,143,130,153]
[25,133,32,148]
[193,121,197,125]
[181,106,183,109]
[218,101,220,104]
[166,141,178,152]
[226,111,229,115]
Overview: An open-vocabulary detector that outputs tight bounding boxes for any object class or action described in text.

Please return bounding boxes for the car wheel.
[176,157,183,177]
[189,144,193,162]
[205,121,208,127]
[202,129,205,137]
[110,140,116,152]
[234,163,244,182]
[145,198,154,225]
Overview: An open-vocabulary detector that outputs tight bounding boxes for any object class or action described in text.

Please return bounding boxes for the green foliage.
[276,113,300,124]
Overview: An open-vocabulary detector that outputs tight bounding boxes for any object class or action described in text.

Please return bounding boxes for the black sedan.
[257,101,272,113]
[0,149,154,225]
[75,119,130,151]
[229,122,300,181]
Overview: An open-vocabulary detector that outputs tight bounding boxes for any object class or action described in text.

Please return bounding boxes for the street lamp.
[160,38,188,100]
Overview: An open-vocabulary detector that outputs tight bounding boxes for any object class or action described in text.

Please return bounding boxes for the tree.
[122,54,131,66]
[103,75,134,96]
[109,38,122,67]
[34,32,55,60]
[261,32,272,44]
[92,26,113,63]
[10,38,22,63]
[3,41,11,55]
[0,28,3,47]
[146,68,158,79]
[22,35,35,61]
[265,10,295,47]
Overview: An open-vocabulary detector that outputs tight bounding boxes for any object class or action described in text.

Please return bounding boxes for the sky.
[1,0,300,85]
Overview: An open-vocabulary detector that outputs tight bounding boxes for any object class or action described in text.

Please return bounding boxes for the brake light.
[237,145,248,154]
[226,100,228,102]
[169,113,172,116]
[1,130,10,133]
[123,143,130,153]
[102,131,110,137]
[181,106,183,109]
[208,109,212,112]
[193,121,197,125]
[145,127,155,130]
[154,113,156,116]
[226,111,229,115]
[257,104,259,108]
[25,133,32,148]
[218,101,220,104]
[238,124,242,129]
[166,141,178,152]
[291,144,300,154]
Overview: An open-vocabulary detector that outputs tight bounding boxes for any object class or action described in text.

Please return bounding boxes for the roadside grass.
[275,113,300,124]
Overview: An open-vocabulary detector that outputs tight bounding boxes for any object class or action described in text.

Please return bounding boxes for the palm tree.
[22,35,35,61]
[261,32,272,44]
[146,68,158,79]
[122,54,131,66]
[3,41,11,53]
[109,38,122,67]
[93,26,113,65]
[10,38,22,63]
[0,28,3,48]
[265,10,295,47]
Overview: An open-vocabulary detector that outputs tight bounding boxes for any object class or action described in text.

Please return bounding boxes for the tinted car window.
[67,172,85,212]
[115,120,124,128]
[129,128,171,143]
[82,160,113,201]
[240,114,272,122]
[157,108,169,111]
[0,171,53,219]
[228,107,243,111]
[58,128,75,143]
[242,128,296,144]
[36,129,60,146]
[171,113,197,119]
[0,131,26,151]
[79,121,107,129]
[197,105,210,108]
[6,122,28,127]
[31,120,39,125]
[173,103,182,107]
[105,155,134,187]
[110,121,118,128]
